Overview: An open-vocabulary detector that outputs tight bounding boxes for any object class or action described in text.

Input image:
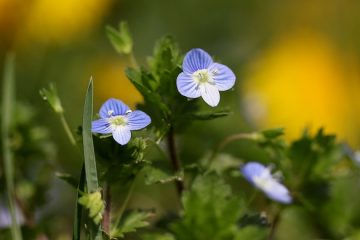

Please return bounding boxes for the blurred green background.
[1,0,360,238]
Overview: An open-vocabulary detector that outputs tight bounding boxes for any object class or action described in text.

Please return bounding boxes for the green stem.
[2,53,22,240]
[114,177,137,228]
[167,127,184,196]
[102,183,111,234]
[207,132,258,167]
[59,113,76,146]
[129,52,139,69]
[245,189,258,208]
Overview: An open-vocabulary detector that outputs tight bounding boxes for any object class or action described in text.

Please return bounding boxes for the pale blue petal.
[209,63,236,91]
[263,181,292,204]
[182,48,213,74]
[113,126,131,145]
[241,162,270,184]
[176,72,201,98]
[92,119,112,134]
[127,110,151,130]
[241,162,292,204]
[200,83,220,107]
[99,98,130,118]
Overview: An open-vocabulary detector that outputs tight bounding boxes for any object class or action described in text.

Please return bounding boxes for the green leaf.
[192,108,232,121]
[56,172,78,189]
[78,191,105,225]
[1,52,23,240]
[261,128,285,139]
[82,77,99,193]
[141,233,175,240]
[106,21,133,55]
[73,165,85,240]
[39,83,64,114]
[171,174,244,240]
[234,226,268,240]
[82,77,102,239]
[111,210,153,238]
[143,166,183,185]
[207,153,242,175]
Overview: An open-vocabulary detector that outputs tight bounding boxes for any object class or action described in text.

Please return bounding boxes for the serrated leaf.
[171,174,244,240]
[144,166,183,185]
[106,21,133,55]
[111,210,153,238]
[78,191,104,225]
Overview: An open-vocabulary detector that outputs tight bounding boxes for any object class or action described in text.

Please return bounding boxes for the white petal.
[200,83,220,107]
[112,126,131,145]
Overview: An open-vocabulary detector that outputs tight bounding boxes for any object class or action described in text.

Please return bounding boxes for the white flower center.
[192,69,213,84]
[253,176,273,191]
[108,115,128,127]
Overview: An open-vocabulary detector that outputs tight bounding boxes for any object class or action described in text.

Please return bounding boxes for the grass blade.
[1,53,22,239]
[82,77,102,239]
[82,77,99,193]
[72,165,85,240]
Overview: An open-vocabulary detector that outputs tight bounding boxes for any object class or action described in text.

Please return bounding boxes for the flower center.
[108,115,127,126]
[192,69,212,84]
[253,175,274,191]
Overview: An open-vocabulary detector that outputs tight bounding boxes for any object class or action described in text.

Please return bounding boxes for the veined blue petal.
[176,72,201,98]
[113,126,131,145]
[99,98,130,118]
[209,63,236,91]
[92,119,112,134]
[263,181,292,204]
[200,83,220,107]
[127,110,151,130]
[182,48,213,74]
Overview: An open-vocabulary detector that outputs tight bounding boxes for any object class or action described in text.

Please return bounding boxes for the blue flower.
[241,162,292,204]
[92,98,151,145]
[177,48,236,107]
[0,200,24,229]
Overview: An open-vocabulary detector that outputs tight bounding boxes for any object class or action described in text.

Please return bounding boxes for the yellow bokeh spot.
[90,58,143,109]
[20,0,112,44]
[242,31,358,146]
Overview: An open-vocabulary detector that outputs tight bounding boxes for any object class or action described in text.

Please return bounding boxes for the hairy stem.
[102,183,111,234]
[114,177,137,229]
[59,114,76,146]
[166,127,184,196]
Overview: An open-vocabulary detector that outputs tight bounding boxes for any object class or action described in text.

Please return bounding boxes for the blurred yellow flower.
[0,0,112,46]
[242,31,359,146]
[90,57,143,109]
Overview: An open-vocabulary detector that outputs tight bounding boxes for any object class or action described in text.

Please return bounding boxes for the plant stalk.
[166,127,184,196]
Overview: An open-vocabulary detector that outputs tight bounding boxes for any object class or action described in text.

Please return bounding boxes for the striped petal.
[99,98,130,118]
[127,110,151,130]
[182,48,213,74]
[209,63,236,91]
[176,72,201,98]
[112,126,131,145]
[92,119,112,134]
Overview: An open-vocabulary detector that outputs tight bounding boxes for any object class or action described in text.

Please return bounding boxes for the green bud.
[106,21,133,55]
[39,83,64,114]
[78,191,104,224]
